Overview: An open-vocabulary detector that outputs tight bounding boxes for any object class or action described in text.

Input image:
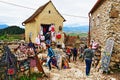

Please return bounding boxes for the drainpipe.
[88,13,91,46]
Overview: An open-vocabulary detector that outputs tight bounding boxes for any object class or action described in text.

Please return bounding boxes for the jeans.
[73,55,77,61]
[48,57,59,70]
[46,39,51,45]
[85,59,92,75]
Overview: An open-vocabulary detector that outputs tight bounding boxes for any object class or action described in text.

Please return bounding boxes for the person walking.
[73,47,78,62]
[83,45,94,76]
[46,45,59,71]
[66,47,71,62]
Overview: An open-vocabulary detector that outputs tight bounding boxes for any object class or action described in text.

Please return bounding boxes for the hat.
[20,40,25,43]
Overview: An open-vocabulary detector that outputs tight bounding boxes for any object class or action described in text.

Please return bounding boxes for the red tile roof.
[23,1,65,24]
[89,0,105,14]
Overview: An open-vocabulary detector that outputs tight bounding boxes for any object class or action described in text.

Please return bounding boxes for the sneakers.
[86,73,90,76]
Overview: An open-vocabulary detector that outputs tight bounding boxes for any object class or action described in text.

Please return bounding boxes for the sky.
[0,0,97,28]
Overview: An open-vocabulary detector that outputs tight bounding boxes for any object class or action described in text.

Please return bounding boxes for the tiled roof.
[23,1,65,24]
[89,0,105,14]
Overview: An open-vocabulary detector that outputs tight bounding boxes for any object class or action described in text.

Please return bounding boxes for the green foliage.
[30,72,43,78]
[0,26,24,41]
[0,34,22,41]
[0,35,7,40]
[19,73,43,80]
[66,32,87,37]
[0,26,25,36]
[19,75,29,80]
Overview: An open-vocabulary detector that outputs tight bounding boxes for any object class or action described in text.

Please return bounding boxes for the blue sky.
[0,0,97,28]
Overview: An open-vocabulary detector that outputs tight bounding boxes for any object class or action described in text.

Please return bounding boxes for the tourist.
[66,47,71,62]
[83,45,94,76]
[73,47,78,62]
[46,44,59,71]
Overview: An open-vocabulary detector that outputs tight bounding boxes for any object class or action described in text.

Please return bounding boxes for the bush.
[19,72,43,80]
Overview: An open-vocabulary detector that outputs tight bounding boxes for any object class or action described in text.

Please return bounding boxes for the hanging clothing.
[35,37,40,45]
[49,24,55,32]
[41,35,45,41]
[51,32,56,42]
[40,27,43,35]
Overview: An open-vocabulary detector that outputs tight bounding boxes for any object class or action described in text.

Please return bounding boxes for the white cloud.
[0,0,97,28]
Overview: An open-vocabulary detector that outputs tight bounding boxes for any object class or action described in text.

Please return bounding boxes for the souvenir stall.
[14,47,30,76]
[0,45,17,80]
[14,44,45,78]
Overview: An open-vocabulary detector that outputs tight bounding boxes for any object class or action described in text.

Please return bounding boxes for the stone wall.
[90,0,120,70]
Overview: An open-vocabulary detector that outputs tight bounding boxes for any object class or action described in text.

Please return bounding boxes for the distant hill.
[0,24,8,29]
[63,25,89,33]
[0,26,25,36]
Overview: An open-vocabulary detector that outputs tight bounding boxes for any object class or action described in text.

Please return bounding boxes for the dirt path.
[7,45,119,80]
[42,60,118,80]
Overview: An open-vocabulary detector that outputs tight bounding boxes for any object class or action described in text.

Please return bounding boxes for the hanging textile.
[35,36,40,45]
[49,24,55,32]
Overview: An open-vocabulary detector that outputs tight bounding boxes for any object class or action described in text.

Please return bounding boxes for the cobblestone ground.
[42,60,119,80]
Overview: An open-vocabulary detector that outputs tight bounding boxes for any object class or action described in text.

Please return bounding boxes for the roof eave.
[89,0,105,14]
[22,0,66,24]
[22,1,50,24]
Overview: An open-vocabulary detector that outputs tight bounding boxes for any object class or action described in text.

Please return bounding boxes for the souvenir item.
[7,67,15,75]
[56,33,61,39]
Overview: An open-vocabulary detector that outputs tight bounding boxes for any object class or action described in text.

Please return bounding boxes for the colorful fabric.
[30,59,36,67]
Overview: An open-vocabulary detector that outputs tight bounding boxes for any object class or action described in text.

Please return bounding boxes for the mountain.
[63,25,89,33]
[0,24,8,29]
[0,26,25,36]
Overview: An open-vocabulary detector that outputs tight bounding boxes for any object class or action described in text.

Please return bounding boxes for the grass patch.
[66,32,87,37]
[19,72,43,80]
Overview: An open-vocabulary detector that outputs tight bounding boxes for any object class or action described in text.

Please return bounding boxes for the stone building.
[89,0,120,69]
[22,1,65,45]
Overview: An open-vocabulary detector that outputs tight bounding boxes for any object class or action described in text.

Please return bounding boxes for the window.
[96,14,100,26]
[48,10,51,14]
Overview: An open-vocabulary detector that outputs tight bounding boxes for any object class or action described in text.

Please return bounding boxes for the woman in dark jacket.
[73,47,78,61]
